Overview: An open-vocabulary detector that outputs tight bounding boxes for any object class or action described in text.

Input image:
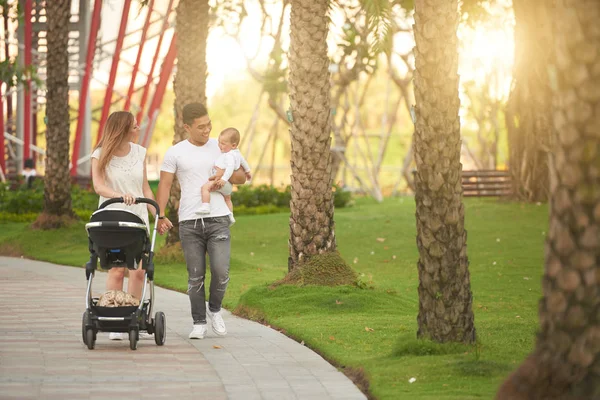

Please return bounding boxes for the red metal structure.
[95,0,132,146]
[124,0,154,112]
[23,0,32,162]
[140,34,177,148]
[0,81,4,173]
[2,0,176,178]
[71,0,103,176]
[136,0,175,125]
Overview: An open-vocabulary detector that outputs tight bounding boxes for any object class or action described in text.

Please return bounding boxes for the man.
[156,103,246,339]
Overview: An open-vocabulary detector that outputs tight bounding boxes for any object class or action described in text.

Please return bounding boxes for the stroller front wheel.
[154,312,166,346]
[86,329,95,350]
[129,329,138,350]
[81,312,88,345]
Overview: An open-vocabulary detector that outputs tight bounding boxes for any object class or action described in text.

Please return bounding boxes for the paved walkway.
[0,257,366,400]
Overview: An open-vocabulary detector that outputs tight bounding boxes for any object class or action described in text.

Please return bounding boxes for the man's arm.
[156,170,174,217]
[209,167,246,185]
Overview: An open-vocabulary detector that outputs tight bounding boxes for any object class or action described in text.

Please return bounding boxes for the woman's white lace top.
[91,143,149,229]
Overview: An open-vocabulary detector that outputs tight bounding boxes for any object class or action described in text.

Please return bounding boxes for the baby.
[197,127,251,226]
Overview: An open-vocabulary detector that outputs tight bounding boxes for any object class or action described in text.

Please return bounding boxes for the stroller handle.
[98,197,160,217]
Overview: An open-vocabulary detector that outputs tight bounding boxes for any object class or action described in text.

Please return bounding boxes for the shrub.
[233,184,352,210]
[0,180,98,215]
[0,180,352,218]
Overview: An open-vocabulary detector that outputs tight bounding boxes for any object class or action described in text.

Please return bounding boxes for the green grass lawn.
[0,197,548,399]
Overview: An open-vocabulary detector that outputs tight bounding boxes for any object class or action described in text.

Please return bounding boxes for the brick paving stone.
[0,257,366,399]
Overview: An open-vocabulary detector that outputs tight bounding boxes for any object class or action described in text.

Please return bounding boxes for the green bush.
[0,180,98,215]
[233,184,352,210]
[0,180,352,218]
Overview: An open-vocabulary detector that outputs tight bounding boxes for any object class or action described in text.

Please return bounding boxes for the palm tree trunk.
[42,0,73,220]
[287,0,336,270]
[165,0,209,245]
[506,0,555,203]
[497,1,600,398]
[412,0,476,343]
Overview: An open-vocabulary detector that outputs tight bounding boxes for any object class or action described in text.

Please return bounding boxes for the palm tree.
[35,0,74,228]
[506,0,555,203]
[497,1,600,398]
[165,0,209,245]
[412,0,476,343]
[287,0,336,270]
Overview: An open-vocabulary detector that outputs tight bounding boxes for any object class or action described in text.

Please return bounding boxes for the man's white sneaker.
[109,332,125,340]
[188,324,207,339]
[206,303,227,336]
[228,214,236,227]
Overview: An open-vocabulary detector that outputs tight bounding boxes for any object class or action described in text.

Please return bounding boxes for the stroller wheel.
[86,329,95,350]
[129,330,138,350]
[81,312,88,345]
[154,312,166,346]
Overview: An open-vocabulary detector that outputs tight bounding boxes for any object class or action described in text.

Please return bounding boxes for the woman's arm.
[91,157,121,198]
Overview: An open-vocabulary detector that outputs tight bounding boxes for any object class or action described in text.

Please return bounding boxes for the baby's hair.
[220,127,240,145]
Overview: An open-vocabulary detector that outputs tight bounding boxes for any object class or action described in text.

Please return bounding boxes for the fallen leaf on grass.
[523,277,530,280]
[392,255,397,260]
[335,300,343,305]
[329,336,335,341]
[353,257,359,264]
[213,345,222,349]
[257,268,262,272]
[409,377,416,383]
[365,327,374,332]
[376,238,386,242]
[384,246,389,250]
[300,341,305,346]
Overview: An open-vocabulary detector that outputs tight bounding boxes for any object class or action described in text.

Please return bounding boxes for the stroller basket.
[86,209,149,270]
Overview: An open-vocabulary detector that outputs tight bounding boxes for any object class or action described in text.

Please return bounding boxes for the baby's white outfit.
[213,149,251,196]
[196,149,251,222]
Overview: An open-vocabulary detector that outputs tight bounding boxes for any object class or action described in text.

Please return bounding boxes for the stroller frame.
[81,197,165,350]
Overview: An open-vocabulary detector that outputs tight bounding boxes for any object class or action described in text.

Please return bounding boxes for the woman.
[91,111,156,340]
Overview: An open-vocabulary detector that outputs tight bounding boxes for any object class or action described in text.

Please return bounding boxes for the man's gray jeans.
[179,217,230,324]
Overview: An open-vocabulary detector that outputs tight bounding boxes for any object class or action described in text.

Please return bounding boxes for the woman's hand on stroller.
[158,217,173,235]
[121,193,136,206]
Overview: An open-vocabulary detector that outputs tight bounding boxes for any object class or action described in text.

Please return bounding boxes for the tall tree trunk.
[497,1,600,398]
[506,0,555,202]
[165,0,209,245]
[41,0,74,222]
[287,0,336,271]
[412,0,476,343]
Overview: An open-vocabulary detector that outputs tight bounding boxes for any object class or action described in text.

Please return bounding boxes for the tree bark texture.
[166,0,209,245]
[506,0,555,202]
[412,0,476,343]
[497,1,600,399]
[44,0,74,217]
[287,0,336,271]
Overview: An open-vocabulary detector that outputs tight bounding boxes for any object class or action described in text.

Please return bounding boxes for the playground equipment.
[0,0,176,179]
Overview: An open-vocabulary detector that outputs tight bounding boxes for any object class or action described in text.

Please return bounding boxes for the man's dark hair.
[182,103,208,125]
[24,158,35,169]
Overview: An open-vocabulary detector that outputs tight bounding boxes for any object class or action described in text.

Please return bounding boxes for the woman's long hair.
[94,111,134,174]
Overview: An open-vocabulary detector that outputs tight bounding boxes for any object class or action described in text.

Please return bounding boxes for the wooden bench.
[461,170,512,197]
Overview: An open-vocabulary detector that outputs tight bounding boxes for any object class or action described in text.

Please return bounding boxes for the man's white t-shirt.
[161,138,230,222]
